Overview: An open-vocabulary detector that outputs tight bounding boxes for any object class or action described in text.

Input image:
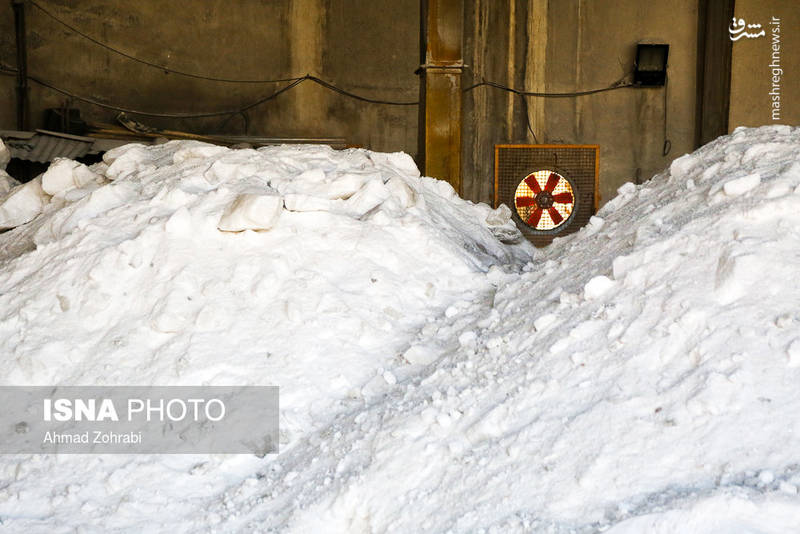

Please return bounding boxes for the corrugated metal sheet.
[0,129,100,163]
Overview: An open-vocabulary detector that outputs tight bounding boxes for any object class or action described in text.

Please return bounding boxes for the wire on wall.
[9,1,669,144]
[0,63,307,118]
[2,61,636,121]
[662,75,672,156]
[517,94,539,144]
[0,65,417,118]
[25,0,420,108]
[462,79,635,98]
[28,0,633,106]
[29,0,299,85]
[461,68,635,144]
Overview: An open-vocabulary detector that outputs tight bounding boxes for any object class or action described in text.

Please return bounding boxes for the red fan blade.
[527,208,544,227]
[548,207,563,225]
[524,175,542,194]
[553,192,573,204]
[516,196,537,207]
[545,172,560,192]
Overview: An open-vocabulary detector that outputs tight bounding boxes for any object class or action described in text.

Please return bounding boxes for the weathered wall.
[2,1,794,210]
[549,0,699,204]
[462,0,518,203]
[0,0,419,154]
[729,0,799,129]
[463,0,700,207]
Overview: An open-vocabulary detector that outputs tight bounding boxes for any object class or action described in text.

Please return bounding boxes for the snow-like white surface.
[0,176,49,230]
[0,139,20,200]
[1,126,800,533]
[0,139,10,170]
[0,171,19,197]
[217,192,283,232]
[40,158,105,196]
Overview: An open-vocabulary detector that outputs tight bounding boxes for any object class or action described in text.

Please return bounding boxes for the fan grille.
[514,170,575,231]
[495,145,598,246]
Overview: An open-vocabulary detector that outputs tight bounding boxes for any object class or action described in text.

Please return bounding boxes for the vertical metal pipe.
[13,0,29,131]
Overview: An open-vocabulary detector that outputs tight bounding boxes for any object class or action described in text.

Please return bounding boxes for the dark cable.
[463,68,633,140]
[29,0,633,102]
[2,49,640,125]
[0,63,304,118]
[238,77,306,112]
[240,111,249,135]
[30,0,420,106]
[463,79,634,97]
[28,74,261,117]
[662,75,671,156]
[216,110,250,135]
[29,0,299,84]
[463,64,635,98]
[1,64,418,117]
[306,76,418,106]
[518,92,539,143]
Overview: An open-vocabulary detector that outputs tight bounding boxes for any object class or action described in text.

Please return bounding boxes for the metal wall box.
[634,43,669,86]
[494,144,599,247]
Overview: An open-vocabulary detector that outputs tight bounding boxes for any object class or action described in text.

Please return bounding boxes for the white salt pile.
[1,126,799,533]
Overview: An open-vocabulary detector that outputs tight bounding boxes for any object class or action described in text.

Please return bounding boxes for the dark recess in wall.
[695,0,735,147]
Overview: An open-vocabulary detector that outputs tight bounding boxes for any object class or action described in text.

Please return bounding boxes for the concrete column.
[289,0,325,133]
[419,0,463,193]
[524,0,547,143]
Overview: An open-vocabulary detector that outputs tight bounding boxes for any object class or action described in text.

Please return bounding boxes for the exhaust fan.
[494,144,599,247]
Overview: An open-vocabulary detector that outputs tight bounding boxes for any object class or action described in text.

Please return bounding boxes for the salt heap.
[1,126,800,533]
[210,126,800,534]
[0,142,531,435]
[0,139,25,223]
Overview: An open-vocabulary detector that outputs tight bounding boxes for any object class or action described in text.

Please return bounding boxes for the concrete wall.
[1,1,795,209]
[729,0,799,129]
[0,0,419,154]
[463,0,700,207]
[462,0,518,203]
